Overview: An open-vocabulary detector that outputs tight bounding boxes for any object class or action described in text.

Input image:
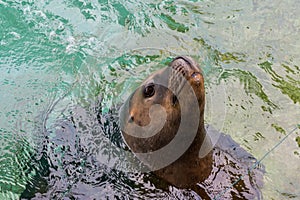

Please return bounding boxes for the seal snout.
[170,56,201,78]
[170,57,190,78]
[167,56,204,100]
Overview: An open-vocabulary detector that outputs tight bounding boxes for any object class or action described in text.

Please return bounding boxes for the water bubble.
[57,22,65,32]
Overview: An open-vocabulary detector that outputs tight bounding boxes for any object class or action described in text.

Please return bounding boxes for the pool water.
[0,0,299,199]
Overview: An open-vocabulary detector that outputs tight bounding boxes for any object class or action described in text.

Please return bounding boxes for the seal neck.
[185,120,212,158]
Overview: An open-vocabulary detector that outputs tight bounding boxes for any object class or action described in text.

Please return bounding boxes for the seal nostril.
[191,72,202,85]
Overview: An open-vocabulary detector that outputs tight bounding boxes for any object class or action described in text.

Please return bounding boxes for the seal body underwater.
[120,56,264,199]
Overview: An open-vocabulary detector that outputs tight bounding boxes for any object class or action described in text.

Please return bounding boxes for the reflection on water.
[0,0,299,199]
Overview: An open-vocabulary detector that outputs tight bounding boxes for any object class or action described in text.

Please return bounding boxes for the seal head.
[120,56,213,187]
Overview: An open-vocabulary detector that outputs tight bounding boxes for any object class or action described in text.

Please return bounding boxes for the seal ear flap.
[171,94,178,106]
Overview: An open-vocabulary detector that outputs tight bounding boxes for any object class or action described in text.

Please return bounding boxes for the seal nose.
[191,72,202,86]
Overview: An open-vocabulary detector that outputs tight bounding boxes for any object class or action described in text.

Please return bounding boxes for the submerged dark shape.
[120,56,264,199]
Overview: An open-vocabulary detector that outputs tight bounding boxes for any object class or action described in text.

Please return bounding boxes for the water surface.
[0,0,299,199]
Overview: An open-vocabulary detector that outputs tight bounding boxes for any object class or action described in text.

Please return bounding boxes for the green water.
[0,0,299,199]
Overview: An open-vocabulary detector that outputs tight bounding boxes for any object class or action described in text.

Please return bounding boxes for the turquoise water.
[0,0,299,199]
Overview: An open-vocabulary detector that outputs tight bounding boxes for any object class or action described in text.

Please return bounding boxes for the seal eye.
[143,84,155,98]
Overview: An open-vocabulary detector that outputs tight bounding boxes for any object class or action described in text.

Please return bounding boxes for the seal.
[120,56,264,199]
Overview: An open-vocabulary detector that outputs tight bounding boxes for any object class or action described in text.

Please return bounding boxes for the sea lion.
[120,56,264,199]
